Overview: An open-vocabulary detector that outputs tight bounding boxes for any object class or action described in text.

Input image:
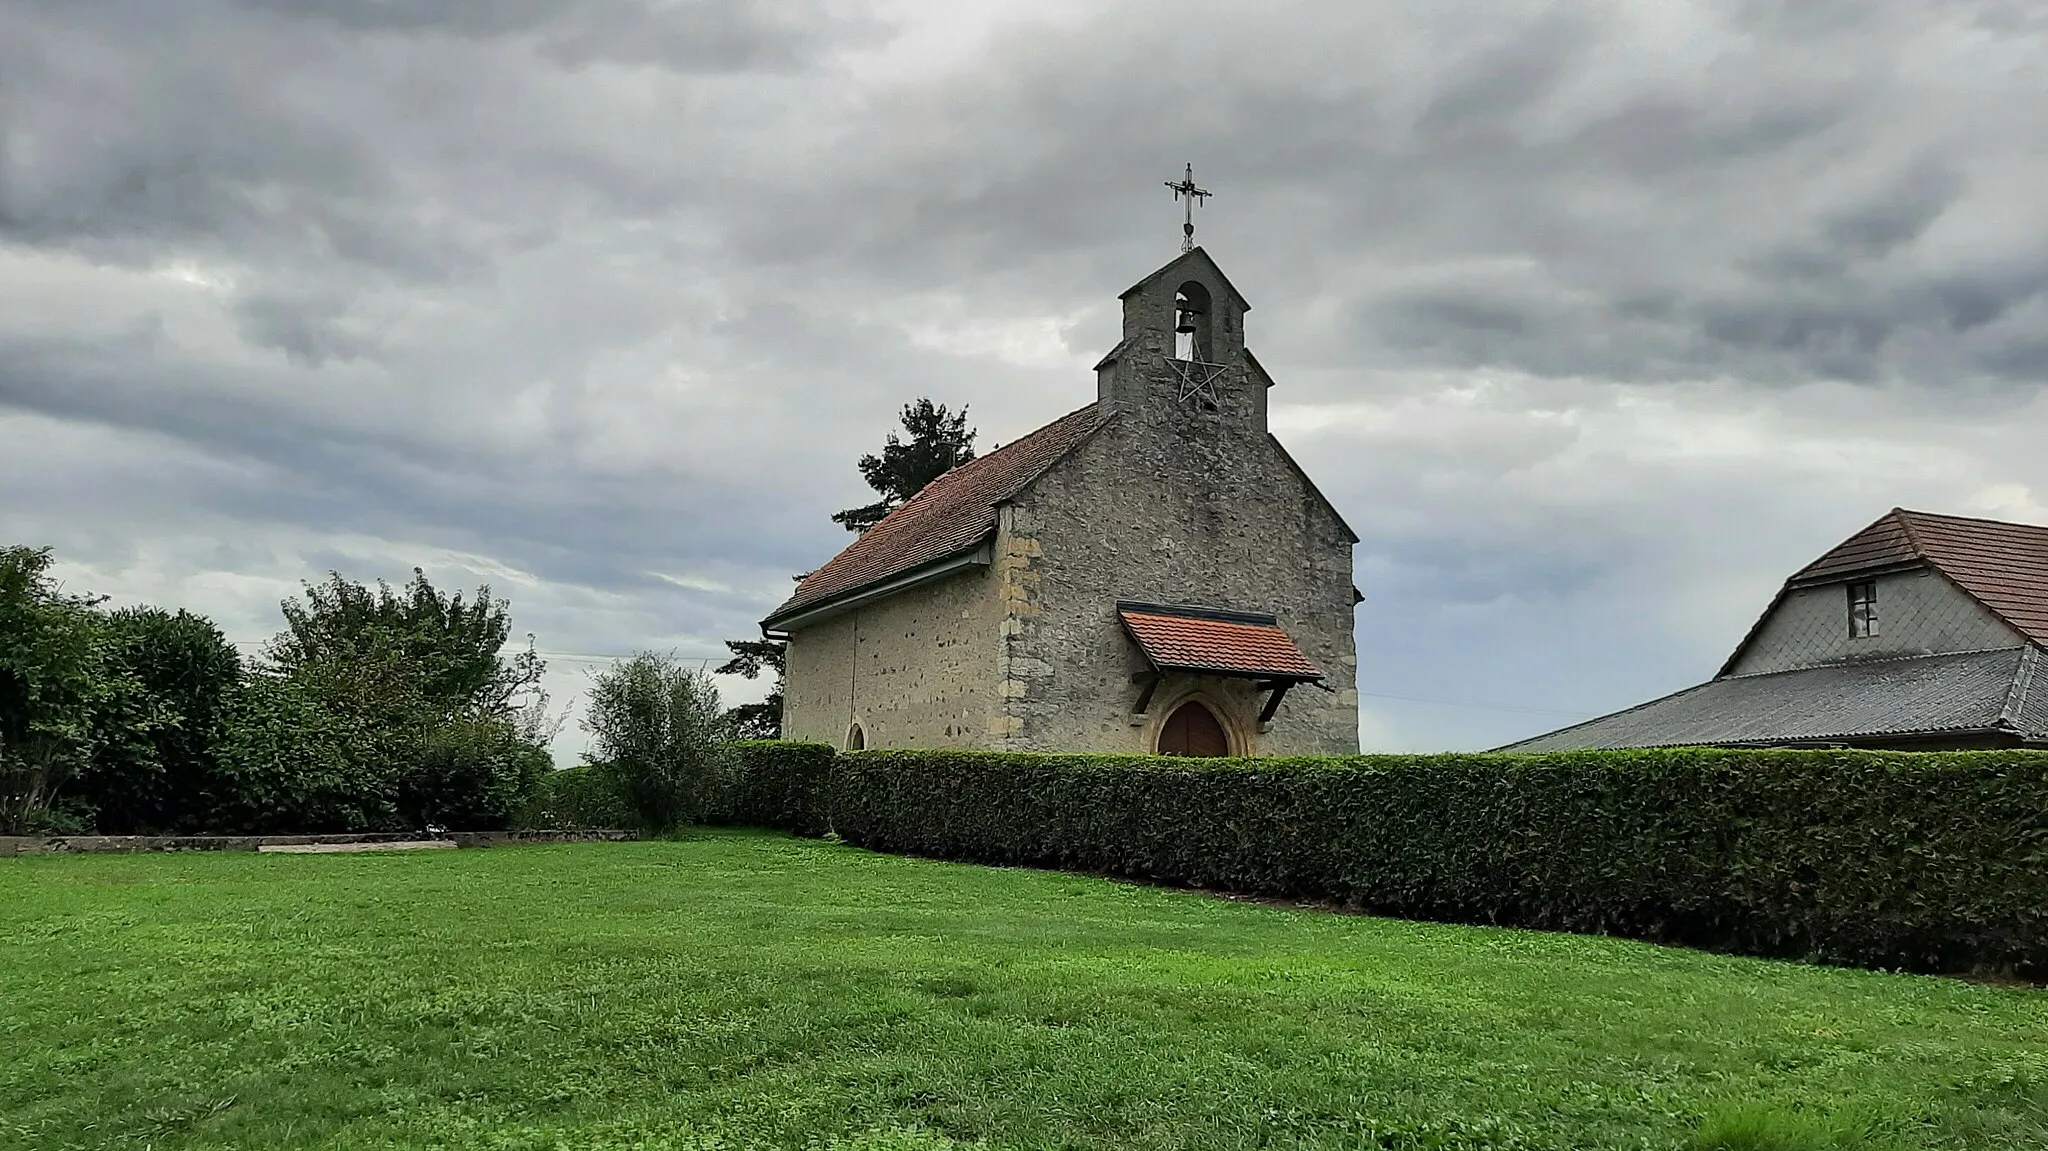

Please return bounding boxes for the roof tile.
[764,404,1113,627]
[1119,605,1323,680]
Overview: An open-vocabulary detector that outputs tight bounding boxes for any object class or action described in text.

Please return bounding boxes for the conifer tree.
[831,399,977,533]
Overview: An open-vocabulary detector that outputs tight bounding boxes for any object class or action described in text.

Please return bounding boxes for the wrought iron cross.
[1164,163,1211,253]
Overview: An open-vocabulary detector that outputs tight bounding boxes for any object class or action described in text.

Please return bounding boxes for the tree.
[255,568,555,830]
[582,653,727,831]
[0,546,111,833]
[264,569,546,722]
[831,398,978,533]
[208,673,388,834]
[715,639,785,740]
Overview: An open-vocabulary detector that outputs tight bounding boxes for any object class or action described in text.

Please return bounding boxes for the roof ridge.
[1999,642,2045,731]
[762,402,1113,628]
[1892,506,1928,556]
[1897,507,2048,532]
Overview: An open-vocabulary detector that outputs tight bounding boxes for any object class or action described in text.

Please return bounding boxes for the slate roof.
[763,403,1115,628]
[1499,646,2048,752]
[1789,508,2048,643]
[1118,603,1324,681]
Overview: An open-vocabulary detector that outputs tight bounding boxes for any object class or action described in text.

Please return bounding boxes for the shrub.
[399,719,552,831]
[828,748,2048,975]
[710,740,835,836]
[207,674,397,833]
[71,607,243,834]
[0,546,104,834]
[581,654,727,831]
[516,764,637,830]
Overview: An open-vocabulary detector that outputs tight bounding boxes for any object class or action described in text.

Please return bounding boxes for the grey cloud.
[3,0,2047,754]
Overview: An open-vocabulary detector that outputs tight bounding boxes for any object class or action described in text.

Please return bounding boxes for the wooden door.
[1158,700,1229,757]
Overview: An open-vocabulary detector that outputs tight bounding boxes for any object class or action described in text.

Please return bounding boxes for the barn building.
[1506,509,2048,751]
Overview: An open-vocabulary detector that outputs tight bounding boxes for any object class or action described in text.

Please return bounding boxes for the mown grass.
[2,831,2044,1151]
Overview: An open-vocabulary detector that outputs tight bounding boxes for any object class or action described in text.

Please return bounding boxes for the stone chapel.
[761,246,1361,756]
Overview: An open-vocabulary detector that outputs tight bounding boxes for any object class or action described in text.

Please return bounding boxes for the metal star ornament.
[1170,356,1229,407]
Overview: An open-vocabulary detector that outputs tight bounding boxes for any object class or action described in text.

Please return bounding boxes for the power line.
[1355,689,1591,719]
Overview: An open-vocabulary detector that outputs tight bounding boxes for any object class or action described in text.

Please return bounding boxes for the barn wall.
[1728,568,2021,676]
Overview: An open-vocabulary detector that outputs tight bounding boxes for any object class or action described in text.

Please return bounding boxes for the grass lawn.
[3,832,2045,1151]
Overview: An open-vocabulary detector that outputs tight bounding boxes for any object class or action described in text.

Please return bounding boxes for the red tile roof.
[763,403,1114,628]
[1789,508,2048,644]
[1118,603,1324,680]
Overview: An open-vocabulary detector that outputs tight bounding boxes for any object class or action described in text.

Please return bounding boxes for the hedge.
[710,740,834,837]
[826,748,2048,976]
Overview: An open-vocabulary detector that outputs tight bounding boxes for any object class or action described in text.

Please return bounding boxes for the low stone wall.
[0,829,636,856]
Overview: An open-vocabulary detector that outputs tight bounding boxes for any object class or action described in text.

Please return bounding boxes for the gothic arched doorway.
[1157,699,1230,757]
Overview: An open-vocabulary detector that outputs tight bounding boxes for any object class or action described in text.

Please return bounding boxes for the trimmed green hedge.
[711,741,835,837]
[827,748,2048,975]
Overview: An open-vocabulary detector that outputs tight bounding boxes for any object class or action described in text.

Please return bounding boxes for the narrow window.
[846,723,866,751]
[1848,581,1878,638]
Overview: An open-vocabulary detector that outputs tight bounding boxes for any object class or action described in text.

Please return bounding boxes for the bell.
[1174,310,1200,335]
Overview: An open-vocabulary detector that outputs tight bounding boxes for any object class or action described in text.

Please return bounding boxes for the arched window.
[1174,281,1214,363]
[846,723,866,751]
[1157,699,1230,757]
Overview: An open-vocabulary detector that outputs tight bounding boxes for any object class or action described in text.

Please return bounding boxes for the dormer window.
[1848,581,1878,638]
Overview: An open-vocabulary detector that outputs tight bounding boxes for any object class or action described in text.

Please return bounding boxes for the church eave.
[760,541,993,635]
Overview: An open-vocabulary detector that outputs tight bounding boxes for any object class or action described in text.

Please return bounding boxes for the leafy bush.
[400,719,553,831]
[582,654,727,831]
[0,546,107,833]
[709,740,835,836]
[208,674,396,833]
[828,748,2048,975]
[515,764,637,830]
[71,607,243,833]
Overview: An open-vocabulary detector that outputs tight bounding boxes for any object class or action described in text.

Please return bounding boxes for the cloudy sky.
[4,0,2046,760]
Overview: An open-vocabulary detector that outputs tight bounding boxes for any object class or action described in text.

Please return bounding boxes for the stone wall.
[995,401,1359,756]
[780,565,1005,749]
[0,830,635,856]
[1729,568,2020,676]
